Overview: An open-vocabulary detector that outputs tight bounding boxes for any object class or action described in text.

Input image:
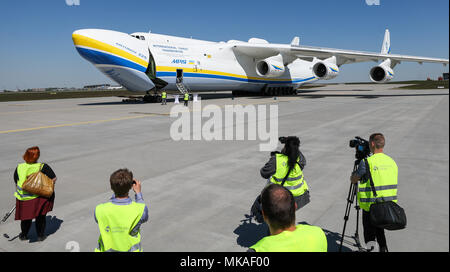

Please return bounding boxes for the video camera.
[349,136,371,162]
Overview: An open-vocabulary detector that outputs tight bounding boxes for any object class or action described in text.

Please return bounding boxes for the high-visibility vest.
[162,92,167,99]
[270,154,309,197]
[357,153,398,212]
[184,93,189,101]
[14,163,41,201]
[95,201,146,252]
[250,224,327,252]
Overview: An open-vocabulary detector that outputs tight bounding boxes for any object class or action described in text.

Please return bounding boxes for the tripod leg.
[339,183,356,252]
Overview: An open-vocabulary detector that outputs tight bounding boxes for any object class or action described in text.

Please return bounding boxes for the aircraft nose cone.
[72,29,154,91]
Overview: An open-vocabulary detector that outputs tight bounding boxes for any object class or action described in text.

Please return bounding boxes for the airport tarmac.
[0,84,448,252]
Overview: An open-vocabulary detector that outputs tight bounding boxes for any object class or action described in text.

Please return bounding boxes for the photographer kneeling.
[261,136,310,210]
[252,136,310,224]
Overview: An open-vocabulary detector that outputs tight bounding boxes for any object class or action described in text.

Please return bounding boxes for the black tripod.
[339,160,364,252]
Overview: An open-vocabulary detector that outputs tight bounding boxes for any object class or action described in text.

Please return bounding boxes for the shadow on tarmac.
[6,215,63,243]
[233,214,269,249]
[233,216,354,252]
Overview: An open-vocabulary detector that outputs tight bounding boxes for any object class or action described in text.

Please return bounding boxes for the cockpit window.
[140,36,145,40]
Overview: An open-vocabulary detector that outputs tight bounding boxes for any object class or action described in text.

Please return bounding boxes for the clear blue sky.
[0,0,448,90]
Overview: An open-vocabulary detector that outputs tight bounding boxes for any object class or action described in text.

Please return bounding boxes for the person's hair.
[261,184,296,230]
[282,136,301,169]
[369,133,385,149]
[23,146,40,164]
[110,168,133,198]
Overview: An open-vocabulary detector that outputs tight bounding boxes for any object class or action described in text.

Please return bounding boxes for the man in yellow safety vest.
[94,169,148,252]
[351,133,398,252]
[249,184,327,252]
[184,93,189,107]
[161,91,167,105]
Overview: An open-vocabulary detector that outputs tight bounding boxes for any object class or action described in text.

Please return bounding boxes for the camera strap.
[280,162,301,187]
[364,159,378,197]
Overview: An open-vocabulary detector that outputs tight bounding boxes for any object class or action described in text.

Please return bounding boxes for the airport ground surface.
[0,84,448,252]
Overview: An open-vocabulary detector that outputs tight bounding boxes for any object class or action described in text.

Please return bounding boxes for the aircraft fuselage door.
[176,69,183,83]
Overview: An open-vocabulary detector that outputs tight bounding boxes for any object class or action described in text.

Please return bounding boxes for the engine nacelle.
[256,55,285,78]
[370,59,394,83]
[312,57,339,80]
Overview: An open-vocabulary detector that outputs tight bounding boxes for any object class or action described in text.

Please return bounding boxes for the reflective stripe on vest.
[104,242,142,252]
[250,224,327,252]
[95,201,145,252]
[357,153,398,212]
[270,154,308,197]
[14,163,41,201]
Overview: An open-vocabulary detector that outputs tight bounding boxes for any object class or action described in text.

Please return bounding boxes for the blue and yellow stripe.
[156,66,316,84]
[72,34,148,72]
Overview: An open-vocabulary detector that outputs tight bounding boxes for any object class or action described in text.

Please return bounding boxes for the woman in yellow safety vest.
[14,146,57,242]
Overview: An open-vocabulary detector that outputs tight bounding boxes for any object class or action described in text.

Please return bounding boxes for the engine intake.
[256,55,285,78]
[369,59,394,83]
[312,57,339,80]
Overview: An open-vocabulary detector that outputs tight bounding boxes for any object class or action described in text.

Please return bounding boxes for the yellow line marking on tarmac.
[1,97,296,134]
[0,115,151,134]
[0,105,108,116]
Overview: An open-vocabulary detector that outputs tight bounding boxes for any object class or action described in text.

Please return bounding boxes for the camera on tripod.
[349,136,371,162]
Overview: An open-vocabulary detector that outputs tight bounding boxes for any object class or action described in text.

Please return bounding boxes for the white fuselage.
[72,29,318,93]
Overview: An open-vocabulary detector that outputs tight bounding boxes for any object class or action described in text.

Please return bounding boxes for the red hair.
[23,146,40,164]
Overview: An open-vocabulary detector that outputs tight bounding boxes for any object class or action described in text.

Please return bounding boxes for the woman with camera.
[260,136,310,210]
[251,136,310,224]
[14,146,57,242]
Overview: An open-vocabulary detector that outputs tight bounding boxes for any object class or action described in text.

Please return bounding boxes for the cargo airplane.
[72,29,448,102]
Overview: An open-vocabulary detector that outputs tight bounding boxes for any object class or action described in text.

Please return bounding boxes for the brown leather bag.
[22,164,54,198]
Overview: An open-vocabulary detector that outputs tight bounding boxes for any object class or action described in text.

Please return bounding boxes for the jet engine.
[369,59,394,83]
[312,56,339,80]
[256,55,285,78]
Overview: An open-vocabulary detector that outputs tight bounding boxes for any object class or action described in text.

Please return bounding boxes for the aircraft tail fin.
[381,29,391,54]
[291,36,300,46]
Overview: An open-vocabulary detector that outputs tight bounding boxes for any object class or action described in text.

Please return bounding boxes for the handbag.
[364,159,407,230]
[21,163,54,198]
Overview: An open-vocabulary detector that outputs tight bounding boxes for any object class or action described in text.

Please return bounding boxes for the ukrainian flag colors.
[72,33,148,72]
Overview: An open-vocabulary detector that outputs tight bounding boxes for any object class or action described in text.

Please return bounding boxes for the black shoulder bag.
[364,159,407,231]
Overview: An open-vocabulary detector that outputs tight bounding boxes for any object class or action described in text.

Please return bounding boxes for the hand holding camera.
[132,179,142,194]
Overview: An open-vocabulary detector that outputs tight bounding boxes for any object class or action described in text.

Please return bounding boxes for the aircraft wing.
[231,42,449,66]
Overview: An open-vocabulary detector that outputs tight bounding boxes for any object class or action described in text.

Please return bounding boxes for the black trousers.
[21,215,46,237]
[362,210,387,248]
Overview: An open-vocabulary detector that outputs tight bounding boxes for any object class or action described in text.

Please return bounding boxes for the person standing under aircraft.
[94,169,148,252]
[161,91,167,105]
[183,93,189,107]
[350,133,398,252]
[14,146,57,242]
[248,184,327,252]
